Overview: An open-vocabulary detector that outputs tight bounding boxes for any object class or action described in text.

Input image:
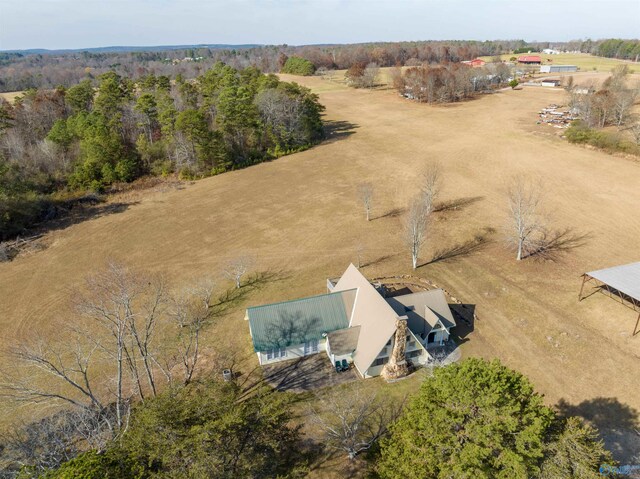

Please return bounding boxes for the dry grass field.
[1,74,639,470]
[480,52,640,73]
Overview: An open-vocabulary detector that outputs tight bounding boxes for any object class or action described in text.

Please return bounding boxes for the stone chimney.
[381,316,410,380]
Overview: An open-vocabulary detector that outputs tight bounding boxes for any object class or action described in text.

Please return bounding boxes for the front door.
[427,332,436,344]
[304,339,319,355]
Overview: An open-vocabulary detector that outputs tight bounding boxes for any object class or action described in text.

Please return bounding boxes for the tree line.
[3,38,638,93]
[595,39,640,61]
[0,40,549,93]
[0,63,324,240]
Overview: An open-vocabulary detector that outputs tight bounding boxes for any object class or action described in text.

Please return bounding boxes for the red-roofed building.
[517,55,542,64]
[461,58,486,68]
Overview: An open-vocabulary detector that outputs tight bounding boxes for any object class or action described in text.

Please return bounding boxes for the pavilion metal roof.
[586,262,640,301]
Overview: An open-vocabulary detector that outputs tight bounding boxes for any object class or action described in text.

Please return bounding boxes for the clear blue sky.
[0,0,638,51]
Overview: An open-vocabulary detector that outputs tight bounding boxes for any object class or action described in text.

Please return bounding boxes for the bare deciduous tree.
[224,256,253,289]
[420,162,442,215]
[310,388,404,460]
[361,62,380,88]
[506,176,545,261]
[0,262,216,443]
[357,182,374,221]
[403,197,429,269]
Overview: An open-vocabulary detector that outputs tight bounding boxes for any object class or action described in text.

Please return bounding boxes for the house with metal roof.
[245,264,457,378]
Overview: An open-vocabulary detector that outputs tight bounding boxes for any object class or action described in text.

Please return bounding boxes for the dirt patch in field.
[1,73,639,464]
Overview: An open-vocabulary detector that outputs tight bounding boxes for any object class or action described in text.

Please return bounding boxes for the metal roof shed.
[579,262,640,335]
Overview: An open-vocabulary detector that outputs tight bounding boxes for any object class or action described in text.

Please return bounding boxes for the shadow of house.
[556,397,640,462]
[449,304,475,344]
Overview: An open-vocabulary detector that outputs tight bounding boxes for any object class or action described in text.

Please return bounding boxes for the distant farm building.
[540,79,561,87]
[542,48,560,55]
[518,55,542,64]
[461,58,486,68]
[540,65,578,73]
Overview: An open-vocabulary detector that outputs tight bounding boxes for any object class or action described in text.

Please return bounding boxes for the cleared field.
[1,74,639,468]
[0,91,23,103]
[480,52,640,73]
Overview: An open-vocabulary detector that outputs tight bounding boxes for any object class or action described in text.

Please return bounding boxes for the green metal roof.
[247,290,355,351]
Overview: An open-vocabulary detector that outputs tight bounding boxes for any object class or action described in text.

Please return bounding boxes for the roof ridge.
[247,287,358,311]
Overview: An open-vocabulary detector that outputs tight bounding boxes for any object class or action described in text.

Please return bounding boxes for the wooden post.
[578,274,588,301]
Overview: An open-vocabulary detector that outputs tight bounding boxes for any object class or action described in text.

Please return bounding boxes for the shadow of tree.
[526,228,591,261]
[375,207,404,220]
[434,196,484,213]
[323,120,359,143]
[556,397,640,462]
[211,269,290,317]
[361,254,395,268]
[426,228,494,265]
[1,200,136,261]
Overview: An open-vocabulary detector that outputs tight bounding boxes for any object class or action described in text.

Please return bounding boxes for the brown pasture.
[1,74,639,468]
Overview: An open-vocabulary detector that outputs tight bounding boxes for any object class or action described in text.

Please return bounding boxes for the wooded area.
[4,38,634,93]
[0,63,324,240]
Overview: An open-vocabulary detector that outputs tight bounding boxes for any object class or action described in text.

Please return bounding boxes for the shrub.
[565,121,640,156]
[281,56,316,76]
[509,78,519,89]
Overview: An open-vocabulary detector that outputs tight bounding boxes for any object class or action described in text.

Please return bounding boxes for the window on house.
[378,347,387,356]
[266,347,287,360]
[406,350,422,359]
[408,341,415,348]
[373,357,389,366]
[304,339,319,355]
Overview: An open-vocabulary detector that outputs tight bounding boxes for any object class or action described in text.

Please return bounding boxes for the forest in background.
[0,63,324,241]
[2,38,638,93]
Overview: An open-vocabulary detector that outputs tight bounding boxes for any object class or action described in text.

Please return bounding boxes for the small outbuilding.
[579,262,640,335]
[540,65,578,73]
[541,79,562,87]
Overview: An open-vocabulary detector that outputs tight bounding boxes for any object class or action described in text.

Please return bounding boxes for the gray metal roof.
[327,326,361,356]
[587,262,640,301]
[386,289,456,339]
[247,289,355,351]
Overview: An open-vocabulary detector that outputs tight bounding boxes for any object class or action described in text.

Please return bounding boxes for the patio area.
[262,353,359,392]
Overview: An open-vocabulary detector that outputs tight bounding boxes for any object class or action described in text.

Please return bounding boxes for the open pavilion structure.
[579,262,640,336]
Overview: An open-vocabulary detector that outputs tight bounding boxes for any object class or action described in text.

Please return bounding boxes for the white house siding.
[258,338,327,365]
[425,328,450,347]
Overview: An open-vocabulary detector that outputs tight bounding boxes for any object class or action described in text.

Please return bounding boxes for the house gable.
[332,264,399,375]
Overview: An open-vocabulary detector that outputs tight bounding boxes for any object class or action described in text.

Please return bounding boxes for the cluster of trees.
[566,66,640,156]
[345,62,380,88]
[394,62,511,104]
[569,66,639,129]
[10,381,306,479]
[0,63,324,240]
[595,39,640,60]
[0,260,268,477]
[280,56,316,76]
[376,358,614,479]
